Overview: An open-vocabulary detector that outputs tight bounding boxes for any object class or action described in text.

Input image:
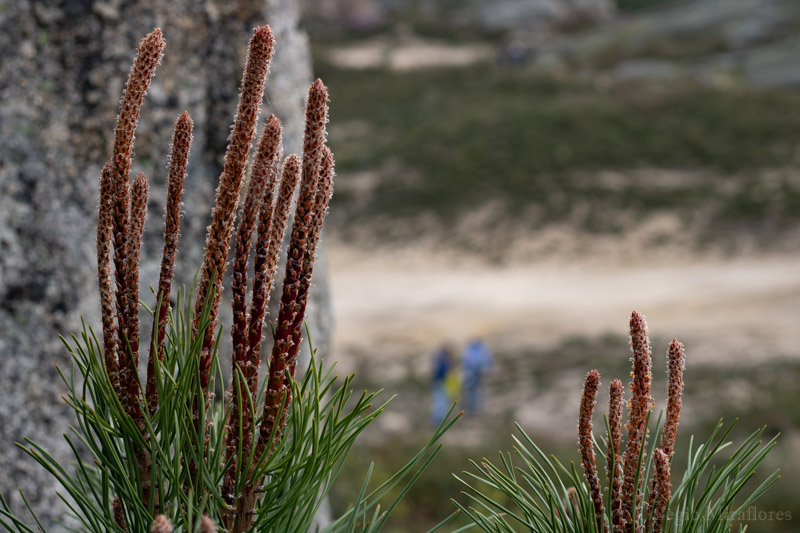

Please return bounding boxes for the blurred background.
[0,0,798,531]
[301,0,800,531]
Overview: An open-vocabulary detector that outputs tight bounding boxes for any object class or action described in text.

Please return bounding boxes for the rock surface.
[0,0,329,527]
[300,0,616,34]
[530,0,800,88]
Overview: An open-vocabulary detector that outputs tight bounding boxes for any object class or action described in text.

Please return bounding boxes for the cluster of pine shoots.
[577,311,684,533]
[96,26,333,532]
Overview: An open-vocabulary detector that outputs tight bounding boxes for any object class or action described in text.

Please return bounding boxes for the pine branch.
[119,172,148,423]
[254,79,330,467]
[608,378,625,533]
[193,26,275,395]
[146,111,193,416]
[231,154,301,532]
[97,159,121,397]
[110,28,163,427]
[221,115,283,528]
[245,149,335,532]
[646,338,685,521]
[648,449,670,533]
[286,145,334,383]
[302,79,329,195]
[230,116,282,388]
[257,148,319,460]
[619,310,652,532]
[660,338,685,459]
[245,153,301,394]
[579,369,606,533]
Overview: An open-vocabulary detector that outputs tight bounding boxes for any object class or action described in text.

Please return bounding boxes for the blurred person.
[445,354,461,404]
[431,344,456,426]
[462,339,494,415]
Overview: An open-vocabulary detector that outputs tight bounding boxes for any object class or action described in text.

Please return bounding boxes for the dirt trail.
[325,37,492,70]
[329,243,800,369]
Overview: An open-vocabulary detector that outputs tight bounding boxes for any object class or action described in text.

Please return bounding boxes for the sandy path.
[325,38,492,71]
[329,244,800,368]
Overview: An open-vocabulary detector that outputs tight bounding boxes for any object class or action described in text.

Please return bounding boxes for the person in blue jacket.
[461,339,494,415]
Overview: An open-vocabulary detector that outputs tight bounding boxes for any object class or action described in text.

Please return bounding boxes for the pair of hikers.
[431,339,494,425]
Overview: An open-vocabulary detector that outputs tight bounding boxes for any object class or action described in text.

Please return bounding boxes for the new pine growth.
[94,25,335,531]
[577,311,685,533]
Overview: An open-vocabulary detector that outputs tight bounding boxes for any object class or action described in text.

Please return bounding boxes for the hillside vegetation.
[320,59,800,251]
